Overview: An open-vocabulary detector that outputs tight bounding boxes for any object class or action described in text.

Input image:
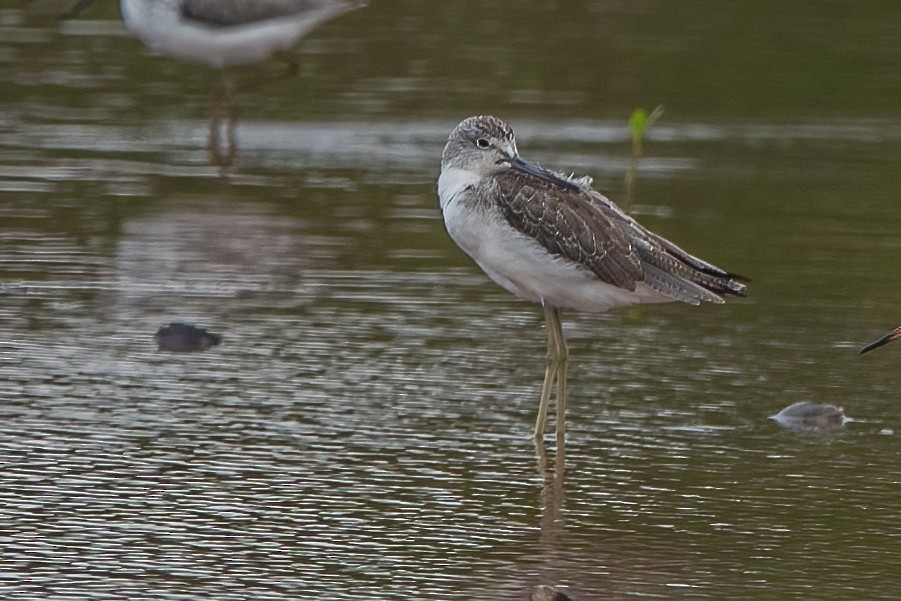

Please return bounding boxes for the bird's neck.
[437,167,481,211]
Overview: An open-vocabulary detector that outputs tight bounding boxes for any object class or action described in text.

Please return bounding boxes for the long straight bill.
[860,326,901,354]
[504,155,580,191]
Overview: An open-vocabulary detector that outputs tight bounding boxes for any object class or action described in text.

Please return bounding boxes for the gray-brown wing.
[494,173,746,303]
[634,222,747,301]
[494,175,646,291]
[610,202,746,301]
[181,0,346,27]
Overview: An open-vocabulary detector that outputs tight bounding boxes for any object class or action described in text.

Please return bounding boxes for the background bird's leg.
[208,74,237,175]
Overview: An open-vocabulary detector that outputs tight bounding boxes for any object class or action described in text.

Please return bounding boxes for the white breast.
[437,167,480,211]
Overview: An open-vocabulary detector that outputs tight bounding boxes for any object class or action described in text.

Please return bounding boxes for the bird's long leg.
[548,306,568,448]
[534,351,556,442]
[535,304,564,442]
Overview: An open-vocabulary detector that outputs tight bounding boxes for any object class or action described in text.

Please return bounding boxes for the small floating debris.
[860,325,901,354]
[768,401,851,434]
[155,322,222,353]
[531,585,574,601]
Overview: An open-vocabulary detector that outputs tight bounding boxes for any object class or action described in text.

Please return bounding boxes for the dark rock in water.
[155,322,222,353]
[531,585,574,601]
[769,401,850,433]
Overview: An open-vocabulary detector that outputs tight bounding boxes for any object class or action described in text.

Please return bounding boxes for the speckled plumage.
[494,170,745,303]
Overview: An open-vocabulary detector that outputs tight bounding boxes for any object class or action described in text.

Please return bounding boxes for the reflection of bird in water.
[65,0,367,171]
[155,322,222,353]
[531,585,574,601]
[860,325,901,354]
[438,116,747,447]
[769,401,850,434]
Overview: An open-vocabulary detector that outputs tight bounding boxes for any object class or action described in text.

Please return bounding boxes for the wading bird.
[438,116,747,445]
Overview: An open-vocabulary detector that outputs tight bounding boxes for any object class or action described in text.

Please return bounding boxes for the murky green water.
[3,1,901,599]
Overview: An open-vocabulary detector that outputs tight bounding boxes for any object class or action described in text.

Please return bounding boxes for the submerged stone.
[155,322,222,353]
[531,585,574,601]
[768,401,851,433]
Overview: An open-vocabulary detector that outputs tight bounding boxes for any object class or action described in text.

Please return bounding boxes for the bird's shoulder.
[486,171,645,288]
[488,170,635,246]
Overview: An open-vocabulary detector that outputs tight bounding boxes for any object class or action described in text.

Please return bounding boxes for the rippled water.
[3,2,901,600]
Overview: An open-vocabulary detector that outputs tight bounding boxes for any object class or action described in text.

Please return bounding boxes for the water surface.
[3,2,901,599]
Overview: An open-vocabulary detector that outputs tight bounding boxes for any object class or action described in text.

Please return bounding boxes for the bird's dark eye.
[475,138,490,149]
